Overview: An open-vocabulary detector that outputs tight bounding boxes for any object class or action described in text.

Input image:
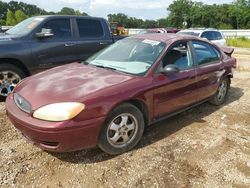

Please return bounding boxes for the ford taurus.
[6,34,236,155]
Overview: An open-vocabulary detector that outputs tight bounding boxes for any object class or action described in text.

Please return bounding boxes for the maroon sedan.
[6,34,236,155]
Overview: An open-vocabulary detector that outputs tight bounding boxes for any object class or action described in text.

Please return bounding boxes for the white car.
[178,28,226,47]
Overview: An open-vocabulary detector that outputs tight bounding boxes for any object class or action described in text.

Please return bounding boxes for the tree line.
[0,0,249,29]
[0,0,87,26]
[108,0,250,29]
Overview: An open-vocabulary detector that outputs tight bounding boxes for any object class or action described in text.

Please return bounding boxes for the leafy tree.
[0,0,250,29]
[59,7,87,16]
[0,19,6,26]
[15,10,27,23]
[189,2,204,27]
[76,10,88,16]
[59,7,76,15]
[157,18,168,27]
[108,13,129,26]
[6,10,16,26]
[167,0,193,28]
[0,1,8,21]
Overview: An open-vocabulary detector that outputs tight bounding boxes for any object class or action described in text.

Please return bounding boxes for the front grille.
[14,93,31,113]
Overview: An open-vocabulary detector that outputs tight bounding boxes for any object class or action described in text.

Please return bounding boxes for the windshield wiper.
[94,65,117,71]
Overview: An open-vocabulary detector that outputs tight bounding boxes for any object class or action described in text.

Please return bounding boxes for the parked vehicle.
[139,28,180,34]
[178,28,226,47]
[0,15,125,99]
[6,34,236,155]
[0,26,13,33]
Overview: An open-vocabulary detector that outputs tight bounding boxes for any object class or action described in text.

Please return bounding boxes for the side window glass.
[201,32,209,39]
[211,46,221,58]
[41,19,72,39]
[162,42,192,70]
[216,32,222,40]
[192,41,220,65]
[212,32,218,40]
[201,31,214,40]
[76,19,104,38]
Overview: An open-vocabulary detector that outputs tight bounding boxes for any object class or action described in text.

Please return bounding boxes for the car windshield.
[6,17,44,36]
[178,31,200,37]
[85,38,166,76]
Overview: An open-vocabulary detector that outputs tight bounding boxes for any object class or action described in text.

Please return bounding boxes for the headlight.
[33,102,85,121]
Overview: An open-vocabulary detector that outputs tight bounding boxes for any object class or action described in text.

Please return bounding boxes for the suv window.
[76,19,104,38]
[215,31,222,40]
[201,31,216,40]
[162,41,192,70]
[192,41,220,65]
[41,19,72,39]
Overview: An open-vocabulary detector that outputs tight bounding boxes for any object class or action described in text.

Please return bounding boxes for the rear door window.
[192,41,220,66]
[76,19,104,38]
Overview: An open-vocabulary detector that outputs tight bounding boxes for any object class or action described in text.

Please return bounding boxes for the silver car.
[178,28,226,47]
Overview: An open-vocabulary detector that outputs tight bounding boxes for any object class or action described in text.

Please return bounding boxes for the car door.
[72,18,113,61]
[191,40,224,101]
[31,18,78,71]
[153,41,198,118]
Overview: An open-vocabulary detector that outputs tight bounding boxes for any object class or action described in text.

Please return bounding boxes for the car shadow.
[51,86,244,164]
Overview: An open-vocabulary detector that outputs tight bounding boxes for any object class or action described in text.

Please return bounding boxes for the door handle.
[100,42,108,45]
[64,43,75,47]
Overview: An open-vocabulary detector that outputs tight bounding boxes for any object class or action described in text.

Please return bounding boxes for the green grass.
[226,37,250,48]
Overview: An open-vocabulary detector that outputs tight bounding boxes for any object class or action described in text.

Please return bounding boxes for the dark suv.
[0,15,123,98]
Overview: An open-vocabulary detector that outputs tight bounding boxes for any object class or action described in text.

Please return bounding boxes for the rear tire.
[98,103,144,155]
[209,77,230,106]
[0,64,25,101]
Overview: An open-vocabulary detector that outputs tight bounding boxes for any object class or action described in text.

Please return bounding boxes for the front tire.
[0,64,25,101]
[209,77,230,106]
[98,103,145,155]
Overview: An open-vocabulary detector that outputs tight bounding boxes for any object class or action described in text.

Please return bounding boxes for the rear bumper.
[6,94,105,152]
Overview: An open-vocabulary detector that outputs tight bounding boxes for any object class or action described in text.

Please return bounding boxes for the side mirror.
[35,28,54,38]
[160,64,180,75]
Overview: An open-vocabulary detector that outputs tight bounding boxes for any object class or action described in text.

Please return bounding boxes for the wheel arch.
[0,58,31,76]
[111,99,150,126]
[224,73,232,85]
[227,73,233,84]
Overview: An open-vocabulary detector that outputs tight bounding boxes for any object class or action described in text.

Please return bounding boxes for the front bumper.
[5,94,105,152]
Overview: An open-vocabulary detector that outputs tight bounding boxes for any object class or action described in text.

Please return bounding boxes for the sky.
[2,0,234,20]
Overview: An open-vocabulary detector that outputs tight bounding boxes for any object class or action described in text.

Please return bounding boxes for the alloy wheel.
[107,113,138,148]
[217,80,228,102]
[0,71,21,97]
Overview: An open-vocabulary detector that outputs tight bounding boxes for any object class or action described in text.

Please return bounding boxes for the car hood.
[0,33,16,41]
[15,63,135,110]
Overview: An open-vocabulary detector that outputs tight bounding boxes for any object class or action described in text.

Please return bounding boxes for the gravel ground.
[0,56,250,188]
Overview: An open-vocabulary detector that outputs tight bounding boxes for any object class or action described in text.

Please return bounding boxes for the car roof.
[132,33,208,44]
[179,28,220,33]
[33,15,105,20]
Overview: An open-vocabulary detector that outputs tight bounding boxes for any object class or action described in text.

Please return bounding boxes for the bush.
[227,37,250,48]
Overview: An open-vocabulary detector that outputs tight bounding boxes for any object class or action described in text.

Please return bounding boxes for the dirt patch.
[0,59,250,187]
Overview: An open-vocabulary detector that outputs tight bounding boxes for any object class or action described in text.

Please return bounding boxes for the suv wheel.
[0,64,25,100]
[98,103,144,155]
